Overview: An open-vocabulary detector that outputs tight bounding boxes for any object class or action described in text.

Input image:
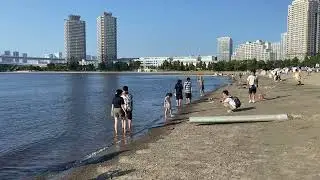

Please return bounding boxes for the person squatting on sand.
[221,90,241,113]
[111,89,127,133]
[164,93,173,119]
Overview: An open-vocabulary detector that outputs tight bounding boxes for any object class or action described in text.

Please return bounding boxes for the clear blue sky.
[0,0,291,58]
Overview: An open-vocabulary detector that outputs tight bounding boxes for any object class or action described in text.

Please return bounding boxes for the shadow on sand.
[92,169,136,180]
[233,107,256,112]
[263,95,291,101]
[196,120,271,126]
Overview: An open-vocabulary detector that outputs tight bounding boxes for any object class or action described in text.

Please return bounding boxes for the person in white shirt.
[221,90,236,113]
[247,71,258,103]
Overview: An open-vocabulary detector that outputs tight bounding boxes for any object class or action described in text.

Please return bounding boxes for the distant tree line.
[1,55,320,72]
[158,55,320,71]
[0,60,142,72]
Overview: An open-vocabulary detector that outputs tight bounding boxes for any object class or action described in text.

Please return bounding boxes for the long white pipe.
[189,114,288,123]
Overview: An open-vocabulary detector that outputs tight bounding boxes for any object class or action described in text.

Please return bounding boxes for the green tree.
[67,57,80,71]
[98,62,107,71]
[291,57,299,67]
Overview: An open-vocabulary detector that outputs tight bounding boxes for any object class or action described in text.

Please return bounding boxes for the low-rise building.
[136,56,170,68]
[0,55,66,67]
[136,55,217,68]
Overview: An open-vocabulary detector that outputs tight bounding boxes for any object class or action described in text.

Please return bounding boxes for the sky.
[0,0,292,58]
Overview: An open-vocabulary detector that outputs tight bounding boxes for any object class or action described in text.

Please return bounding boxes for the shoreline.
[54,72,320,179]
[0,71,242,76]
[45,79,232,179]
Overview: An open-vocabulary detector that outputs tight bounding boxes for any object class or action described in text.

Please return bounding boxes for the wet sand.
[52,72,320,180]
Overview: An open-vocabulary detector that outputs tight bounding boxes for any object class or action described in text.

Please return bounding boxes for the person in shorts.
[184,77,192,104]
[121,86,133,131]
[247,70,258,103]
[174,79,183,107]
[111,89,127,133]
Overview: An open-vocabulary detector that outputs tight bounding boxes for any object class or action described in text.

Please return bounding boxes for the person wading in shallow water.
[111,89,127,134]
[121,86,133,131]
[174,79,183,107]
[184,77,192,104]
[163,93,173,119]
[198,75,205,97]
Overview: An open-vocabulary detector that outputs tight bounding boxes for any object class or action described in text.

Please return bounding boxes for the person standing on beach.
[247,70,258,103]
[164,93,173,119]
[184,77,192,104]
[198,75,205,97]
[174,80,183,107]
[293,69,302,85]
[111,89,127,133]
[121,86,133,131]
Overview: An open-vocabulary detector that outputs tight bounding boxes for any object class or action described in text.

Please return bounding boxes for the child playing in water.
[164,93,173,119]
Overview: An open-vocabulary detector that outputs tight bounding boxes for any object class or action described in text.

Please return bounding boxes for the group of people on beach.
[111,86,133,133]
[110,72,260,133]
[110,76,205,133]
[164,76,205,119]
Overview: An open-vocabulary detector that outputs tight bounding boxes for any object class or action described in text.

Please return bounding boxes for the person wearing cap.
[121,86,133,131]
[111,89,127,133]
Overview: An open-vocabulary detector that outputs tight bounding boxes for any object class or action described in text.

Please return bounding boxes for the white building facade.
[0,55,66,67]
[136,57,170,68]
[287,0,320,60]
[64,15,86,61]
[271,42,281,60]
[280,32,288,60]
[97,12,117,63]
[217,37,233,61]
[232,40,274,61]
[136,55,216,68]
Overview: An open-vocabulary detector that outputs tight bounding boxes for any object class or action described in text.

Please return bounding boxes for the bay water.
[0,73,229,179]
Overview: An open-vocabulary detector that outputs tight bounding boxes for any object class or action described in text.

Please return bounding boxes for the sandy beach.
[52,72,320,180]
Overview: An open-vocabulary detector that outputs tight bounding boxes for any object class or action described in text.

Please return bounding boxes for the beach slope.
[60,73,320,180]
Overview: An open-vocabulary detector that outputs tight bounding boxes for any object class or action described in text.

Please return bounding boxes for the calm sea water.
[0,73,228,179]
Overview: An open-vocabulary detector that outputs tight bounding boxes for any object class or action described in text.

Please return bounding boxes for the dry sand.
[54,72,320,180]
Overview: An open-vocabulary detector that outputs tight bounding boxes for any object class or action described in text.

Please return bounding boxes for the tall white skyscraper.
[64,15,86,61]
[287,0,320,60]
[97,12,117,63]
[280,32,288,60]
[271,42,281,60]
[217,37,233,61]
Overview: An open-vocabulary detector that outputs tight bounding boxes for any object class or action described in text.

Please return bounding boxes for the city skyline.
[0,0,291,58]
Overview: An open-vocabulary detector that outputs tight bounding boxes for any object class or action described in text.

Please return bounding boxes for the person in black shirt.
[175,79,183,107]
[111,89,127,133]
